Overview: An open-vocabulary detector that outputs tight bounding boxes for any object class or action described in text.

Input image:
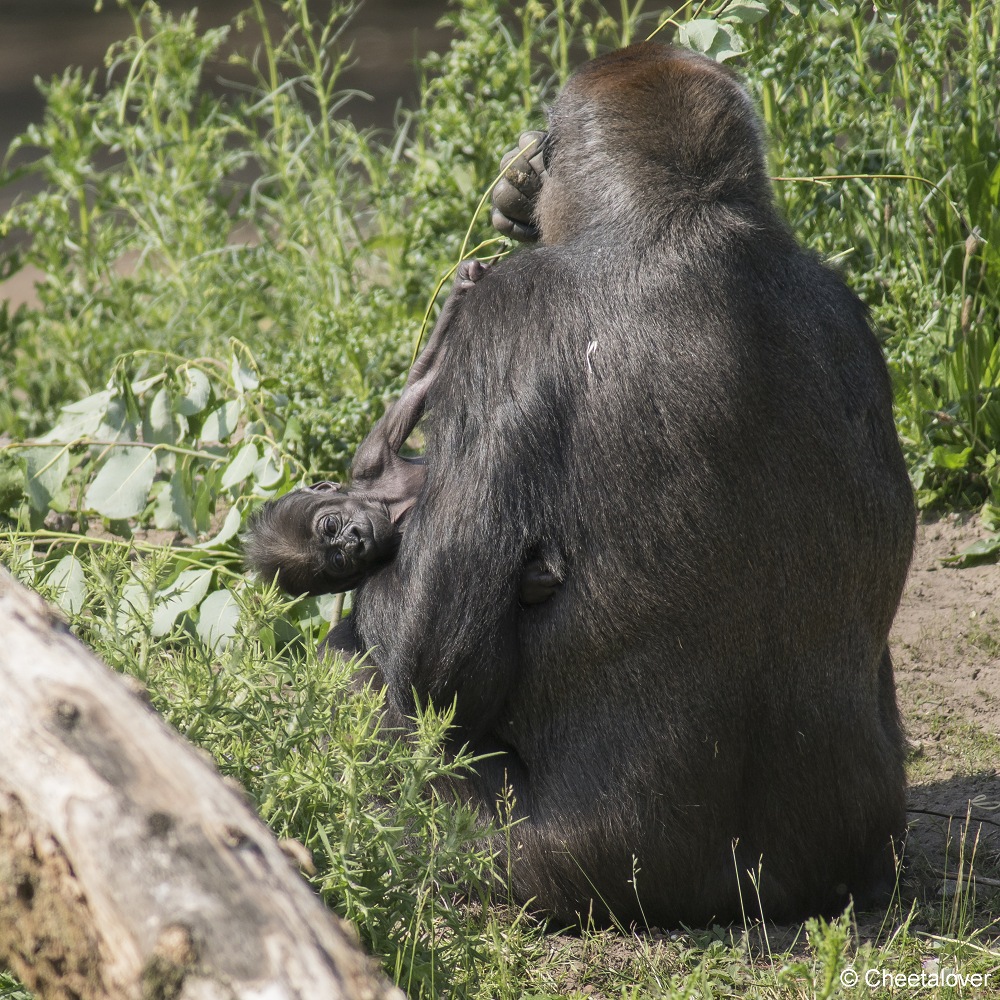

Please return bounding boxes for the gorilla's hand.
[491,130,548,243]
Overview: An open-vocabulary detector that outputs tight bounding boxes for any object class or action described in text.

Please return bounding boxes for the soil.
[892,514,1000,894]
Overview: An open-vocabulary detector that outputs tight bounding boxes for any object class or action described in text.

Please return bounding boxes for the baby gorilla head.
[243,481,400,596]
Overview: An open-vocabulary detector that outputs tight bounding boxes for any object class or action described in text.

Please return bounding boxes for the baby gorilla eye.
[322,514,341,536]
[331,550,347,570]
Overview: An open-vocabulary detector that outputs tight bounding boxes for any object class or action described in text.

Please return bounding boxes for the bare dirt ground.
[893,515,1000,909]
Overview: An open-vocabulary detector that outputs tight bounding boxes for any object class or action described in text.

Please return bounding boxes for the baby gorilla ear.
[307,481,342,492]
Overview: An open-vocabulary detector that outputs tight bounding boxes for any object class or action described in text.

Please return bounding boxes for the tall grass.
[759,0,1000,508]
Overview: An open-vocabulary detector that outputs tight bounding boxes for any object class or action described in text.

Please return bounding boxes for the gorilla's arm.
[245,262,492,598]
[353,492,528,740]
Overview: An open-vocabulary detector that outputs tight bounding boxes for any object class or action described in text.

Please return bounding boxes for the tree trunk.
[0,566,404,1000]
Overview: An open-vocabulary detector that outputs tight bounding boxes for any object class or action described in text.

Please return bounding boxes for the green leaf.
[39,389,113,443]
[193,479,215,535]
[231,355,260,392]
[24,447,71,512]
[117,580,151,633]
[720,0,769,25]
[95,397,136,443]
[316,592,338,616]
[943,535,1000,566]
[48,554,86,616]
[84,447,157,519]
[252,446,285,489]
[176,368,212,416]
[152,475,198,536]
[678,19,744,61]
[107,519,134,540]
[221,442,259,489]
[151,481,176,531]
[677,19,720,53]
[197,588,240,650]
[707,22,744,61]
[930,444,973,470]
[870,2,898,25]
[194,505,242,549]
[982,503,1000,533]
[131,375,164,396]
[152,568,214,636]
[200,399,243,443]
[0,459,25,510]
[143,387,177,447]
[989,161,1000,205]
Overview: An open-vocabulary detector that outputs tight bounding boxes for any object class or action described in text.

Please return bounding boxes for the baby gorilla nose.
[341,521,366,554]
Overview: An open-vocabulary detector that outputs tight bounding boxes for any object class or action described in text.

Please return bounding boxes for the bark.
[0,566,405,1000]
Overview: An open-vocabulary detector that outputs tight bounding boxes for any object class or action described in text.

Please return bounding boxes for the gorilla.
[272,42,916,928]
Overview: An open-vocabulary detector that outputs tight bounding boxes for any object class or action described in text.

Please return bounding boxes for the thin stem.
[772,172,969,234]
[647,0,696,40]
[2,529,245,578]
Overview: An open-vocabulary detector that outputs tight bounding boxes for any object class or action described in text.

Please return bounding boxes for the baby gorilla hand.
[455,257,490,291]
[491,130,548,243]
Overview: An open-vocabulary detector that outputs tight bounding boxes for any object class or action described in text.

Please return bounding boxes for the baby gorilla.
[244,480,399,595]
[243,260,562,604]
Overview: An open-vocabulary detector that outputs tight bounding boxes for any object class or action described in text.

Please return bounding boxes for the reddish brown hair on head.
[536,42,770,245]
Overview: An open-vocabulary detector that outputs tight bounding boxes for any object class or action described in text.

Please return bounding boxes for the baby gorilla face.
[309,484,397,590]
[243,482,400,597]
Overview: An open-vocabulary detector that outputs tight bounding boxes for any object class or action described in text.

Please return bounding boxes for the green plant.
[0,342,298,643]
[757,0,1000,513]
[1,533,512,998]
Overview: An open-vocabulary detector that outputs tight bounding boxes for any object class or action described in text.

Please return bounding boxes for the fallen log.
[0,566,404,1000]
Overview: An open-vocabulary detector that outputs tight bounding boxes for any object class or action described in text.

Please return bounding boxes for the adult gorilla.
[333,42,915,927]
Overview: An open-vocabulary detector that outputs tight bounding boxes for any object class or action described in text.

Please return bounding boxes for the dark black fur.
[333,42,915,927]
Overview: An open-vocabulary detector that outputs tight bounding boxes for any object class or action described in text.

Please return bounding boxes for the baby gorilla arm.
[350,258,488,511]
[243,261,489,597]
